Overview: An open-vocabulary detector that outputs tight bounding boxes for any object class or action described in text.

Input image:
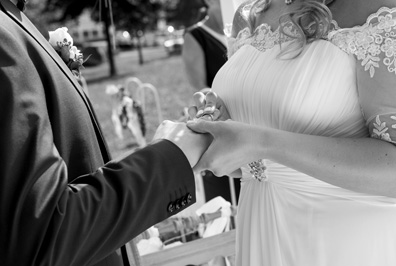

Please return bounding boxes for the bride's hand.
[187,91,231,121]
[153,120,212,167]
[187,119,265,176]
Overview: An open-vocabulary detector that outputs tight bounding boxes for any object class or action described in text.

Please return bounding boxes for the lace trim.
[328,7,396,78]
[369,114,396,144]
[227,22,298,57]
[228,6,396,78]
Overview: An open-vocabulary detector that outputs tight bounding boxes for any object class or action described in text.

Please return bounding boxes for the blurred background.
[25,0,209,158]
[23,1,242,264]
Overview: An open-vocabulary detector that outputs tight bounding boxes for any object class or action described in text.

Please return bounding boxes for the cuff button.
[175,200,181,210]
[186,193,193,203]
[167,202,175,213]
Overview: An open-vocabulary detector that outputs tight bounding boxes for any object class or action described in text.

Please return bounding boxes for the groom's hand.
[153,120,212,167]
[187,119,260,176]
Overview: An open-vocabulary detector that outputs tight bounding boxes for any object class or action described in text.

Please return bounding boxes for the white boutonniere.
[48,27,90,78]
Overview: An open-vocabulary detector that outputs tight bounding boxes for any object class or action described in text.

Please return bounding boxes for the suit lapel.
[0,0,93,113]
[0,0,111,161]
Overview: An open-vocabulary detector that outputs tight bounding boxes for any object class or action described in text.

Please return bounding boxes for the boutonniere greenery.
[48,27,90,78]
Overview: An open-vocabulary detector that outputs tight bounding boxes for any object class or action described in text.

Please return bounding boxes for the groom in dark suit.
[0,0,209,265]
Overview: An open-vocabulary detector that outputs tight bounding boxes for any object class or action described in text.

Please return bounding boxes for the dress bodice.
[216,40,366,136]
[212,6,396,181]
[215,38,368,181]
[222,5,396,266]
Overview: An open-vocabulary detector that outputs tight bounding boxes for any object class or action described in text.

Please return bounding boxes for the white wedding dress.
[211,5,396,266]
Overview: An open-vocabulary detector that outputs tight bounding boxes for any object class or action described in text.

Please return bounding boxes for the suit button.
[181,197,187,207]
[175,199,181,210]
[167,202,175,213]
[186,193,192,203]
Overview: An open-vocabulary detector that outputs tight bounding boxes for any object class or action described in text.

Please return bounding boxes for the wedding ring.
[202,114,214,121]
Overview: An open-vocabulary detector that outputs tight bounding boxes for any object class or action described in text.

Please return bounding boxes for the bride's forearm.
[261,128,396,198]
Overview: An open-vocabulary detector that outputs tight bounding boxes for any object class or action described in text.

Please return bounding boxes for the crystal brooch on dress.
[248,159,267,181]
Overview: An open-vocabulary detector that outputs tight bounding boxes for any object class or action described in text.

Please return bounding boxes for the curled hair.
[248,0,333,58]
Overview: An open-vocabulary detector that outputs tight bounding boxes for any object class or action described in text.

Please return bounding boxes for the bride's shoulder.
[331,0,396,28]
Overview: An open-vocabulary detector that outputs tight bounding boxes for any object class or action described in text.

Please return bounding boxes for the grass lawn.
[83,47,194,159]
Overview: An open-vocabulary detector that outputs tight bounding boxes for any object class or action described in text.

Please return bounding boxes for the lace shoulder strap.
[329,7,396,78]
[339,8,396,146]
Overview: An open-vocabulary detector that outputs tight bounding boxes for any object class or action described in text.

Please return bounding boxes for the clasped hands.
[153,90,253,177]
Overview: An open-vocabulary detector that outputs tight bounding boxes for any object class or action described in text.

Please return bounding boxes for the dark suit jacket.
[0,1,196,265]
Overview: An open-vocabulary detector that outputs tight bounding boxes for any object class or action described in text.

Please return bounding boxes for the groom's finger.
[193,148,212,173]
[193,142,221,175]
[193,160,206,174]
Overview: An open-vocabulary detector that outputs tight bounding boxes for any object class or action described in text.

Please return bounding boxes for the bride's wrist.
[264,127,292,163]
[251,125,275,161]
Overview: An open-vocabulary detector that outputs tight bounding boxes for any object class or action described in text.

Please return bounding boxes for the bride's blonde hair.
[248,0,333,58]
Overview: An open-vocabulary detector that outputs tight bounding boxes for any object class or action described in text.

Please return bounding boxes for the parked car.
[163,27,184,55]
[116,30,134,49]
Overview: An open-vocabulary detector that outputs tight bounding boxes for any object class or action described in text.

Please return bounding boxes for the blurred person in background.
[182,0,227,93]
[182,0,241,205]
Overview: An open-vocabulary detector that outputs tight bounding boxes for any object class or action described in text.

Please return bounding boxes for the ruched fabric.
[212,14,396,265]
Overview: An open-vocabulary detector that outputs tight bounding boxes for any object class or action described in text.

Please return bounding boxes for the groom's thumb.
[186,119,213,134]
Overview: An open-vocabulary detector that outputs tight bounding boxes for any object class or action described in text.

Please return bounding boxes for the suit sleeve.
[0,18,195,266]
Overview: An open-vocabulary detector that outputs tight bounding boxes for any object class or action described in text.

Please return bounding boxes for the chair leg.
[125,238,143,266]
